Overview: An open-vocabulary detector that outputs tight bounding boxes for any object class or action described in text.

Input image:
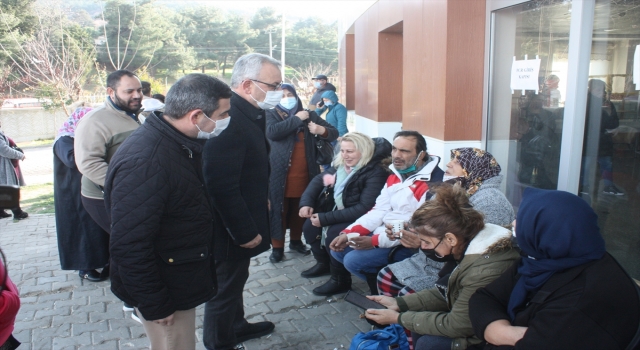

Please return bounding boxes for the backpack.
[349,324,410,350]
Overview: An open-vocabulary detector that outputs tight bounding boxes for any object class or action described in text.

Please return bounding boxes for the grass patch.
[16,138,54,148]
[19,183,54,215]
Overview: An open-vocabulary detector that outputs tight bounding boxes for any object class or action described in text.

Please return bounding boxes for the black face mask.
[421,248,456,262]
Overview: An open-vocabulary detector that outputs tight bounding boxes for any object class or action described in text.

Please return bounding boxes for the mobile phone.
[318,100,324,107]
[344,290,385,310]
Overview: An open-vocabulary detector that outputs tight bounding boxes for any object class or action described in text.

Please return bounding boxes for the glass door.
[486,0,572,208]
[579,0,640,279]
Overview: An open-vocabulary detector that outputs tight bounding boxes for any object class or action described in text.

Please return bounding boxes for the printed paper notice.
[633,45,639,89]
[510,58,541,92]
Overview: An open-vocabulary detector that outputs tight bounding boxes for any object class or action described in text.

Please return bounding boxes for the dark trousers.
[302,219,351,267]
[81,196,111,234]
[203,258,251,350]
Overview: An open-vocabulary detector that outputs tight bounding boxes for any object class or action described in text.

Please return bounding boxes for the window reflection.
[580,0,640,279]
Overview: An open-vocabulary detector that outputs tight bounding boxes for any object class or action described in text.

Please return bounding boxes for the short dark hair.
[106,70,137,90]
[164,74,232,120]
[394,130,427,159]
[152,93,165,103]
[141,81,151,96]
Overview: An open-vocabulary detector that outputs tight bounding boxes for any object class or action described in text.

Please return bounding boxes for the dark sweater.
[469,253,640,350]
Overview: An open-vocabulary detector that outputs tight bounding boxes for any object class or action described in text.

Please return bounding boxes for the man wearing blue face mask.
[309,74,336,109]
[104,74,231,349]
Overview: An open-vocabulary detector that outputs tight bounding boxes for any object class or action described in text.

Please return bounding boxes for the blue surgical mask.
[280,97,297,110]
[396,151,424,174]
[314,81,322,89]
[323,100,333,106]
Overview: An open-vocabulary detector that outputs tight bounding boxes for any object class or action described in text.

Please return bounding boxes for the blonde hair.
[332,132,375,169]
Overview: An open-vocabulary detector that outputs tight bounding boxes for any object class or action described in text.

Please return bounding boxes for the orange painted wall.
[344,0,486,141]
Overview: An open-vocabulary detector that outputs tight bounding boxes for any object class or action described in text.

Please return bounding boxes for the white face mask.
[442,175,461,182]
[250,81,281,109]
[196,114,230,139]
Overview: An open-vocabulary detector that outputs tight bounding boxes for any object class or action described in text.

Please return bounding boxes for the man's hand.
[349,235,374,250]
[329,234,349,252]
[299,206,314,218]
[308,121,325,135]
[399,229,420,249]
[240,234,262,248]
[310,213,321,227]
[384,223,396,241]
[153,313,175,326]
[484,319,528,346]
[364,308,399,326]
[296,110,309,121]
[366,295,400,311]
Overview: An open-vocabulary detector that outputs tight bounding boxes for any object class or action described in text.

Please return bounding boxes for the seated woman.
[469,188,640,349]
[364,184,519,350]
[298,132,391,296]
[266,83,338,263]
[378,148,515,297]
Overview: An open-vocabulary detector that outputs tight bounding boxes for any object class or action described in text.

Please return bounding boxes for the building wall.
[342,0,487,143]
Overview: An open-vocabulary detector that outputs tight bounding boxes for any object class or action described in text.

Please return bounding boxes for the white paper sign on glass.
[510,57,541,93]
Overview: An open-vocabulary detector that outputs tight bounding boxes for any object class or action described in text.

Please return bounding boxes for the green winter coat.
[396,224,518,349]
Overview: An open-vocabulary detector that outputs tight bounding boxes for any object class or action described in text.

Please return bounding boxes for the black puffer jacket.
[299,137,391,226]
[266,108,338,240]
[104,112,216,321]
[204,93,271,261]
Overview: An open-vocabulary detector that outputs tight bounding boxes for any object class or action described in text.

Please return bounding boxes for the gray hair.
[164,74,232,119]
[230,53,282,88]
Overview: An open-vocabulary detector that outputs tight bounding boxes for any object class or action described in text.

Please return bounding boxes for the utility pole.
[265,28,277,58]
[281,10,286,80]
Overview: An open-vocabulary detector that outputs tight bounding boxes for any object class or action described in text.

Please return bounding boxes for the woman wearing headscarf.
[377,148,514,298]
[364,184,519,350]
[0,122,27,220]
[53,106,109,282]
[315,90,348,138]
[468,188,640,349]
[266,84,338,263]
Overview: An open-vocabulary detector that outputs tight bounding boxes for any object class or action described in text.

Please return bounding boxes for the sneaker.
[0,211,11,219]
[122,303,134,312]
[131,309,142,324]
[603,185,624,196]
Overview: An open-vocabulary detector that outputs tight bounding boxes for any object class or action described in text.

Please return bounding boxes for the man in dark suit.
[202,53,282,350]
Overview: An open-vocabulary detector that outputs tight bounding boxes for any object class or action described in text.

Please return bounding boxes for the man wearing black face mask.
[74,70,142,285]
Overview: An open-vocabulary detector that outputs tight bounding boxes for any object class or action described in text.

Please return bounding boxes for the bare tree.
[0,6,95,115]
[288,61,337,105]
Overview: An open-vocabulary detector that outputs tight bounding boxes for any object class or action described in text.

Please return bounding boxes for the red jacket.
[0,260,19,345]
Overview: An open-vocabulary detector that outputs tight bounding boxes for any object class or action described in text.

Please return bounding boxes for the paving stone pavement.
[0,215,375,350]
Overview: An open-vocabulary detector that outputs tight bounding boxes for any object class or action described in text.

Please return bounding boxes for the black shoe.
[289,241,311,255]
[312,264,351,296]
[603,185,624,196]
[269,249,284,263]
[13,211,28,220]
[0,211,11,219]
[312,277,351,296]
[235,321,275,343]
[79,269,106,282]
[301,262,330,278]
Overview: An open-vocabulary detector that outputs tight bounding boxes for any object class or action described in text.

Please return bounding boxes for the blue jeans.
[331,244,415,281]
[412,333,453,350]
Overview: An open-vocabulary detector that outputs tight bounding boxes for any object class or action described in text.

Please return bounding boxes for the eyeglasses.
[250,79,283,91]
